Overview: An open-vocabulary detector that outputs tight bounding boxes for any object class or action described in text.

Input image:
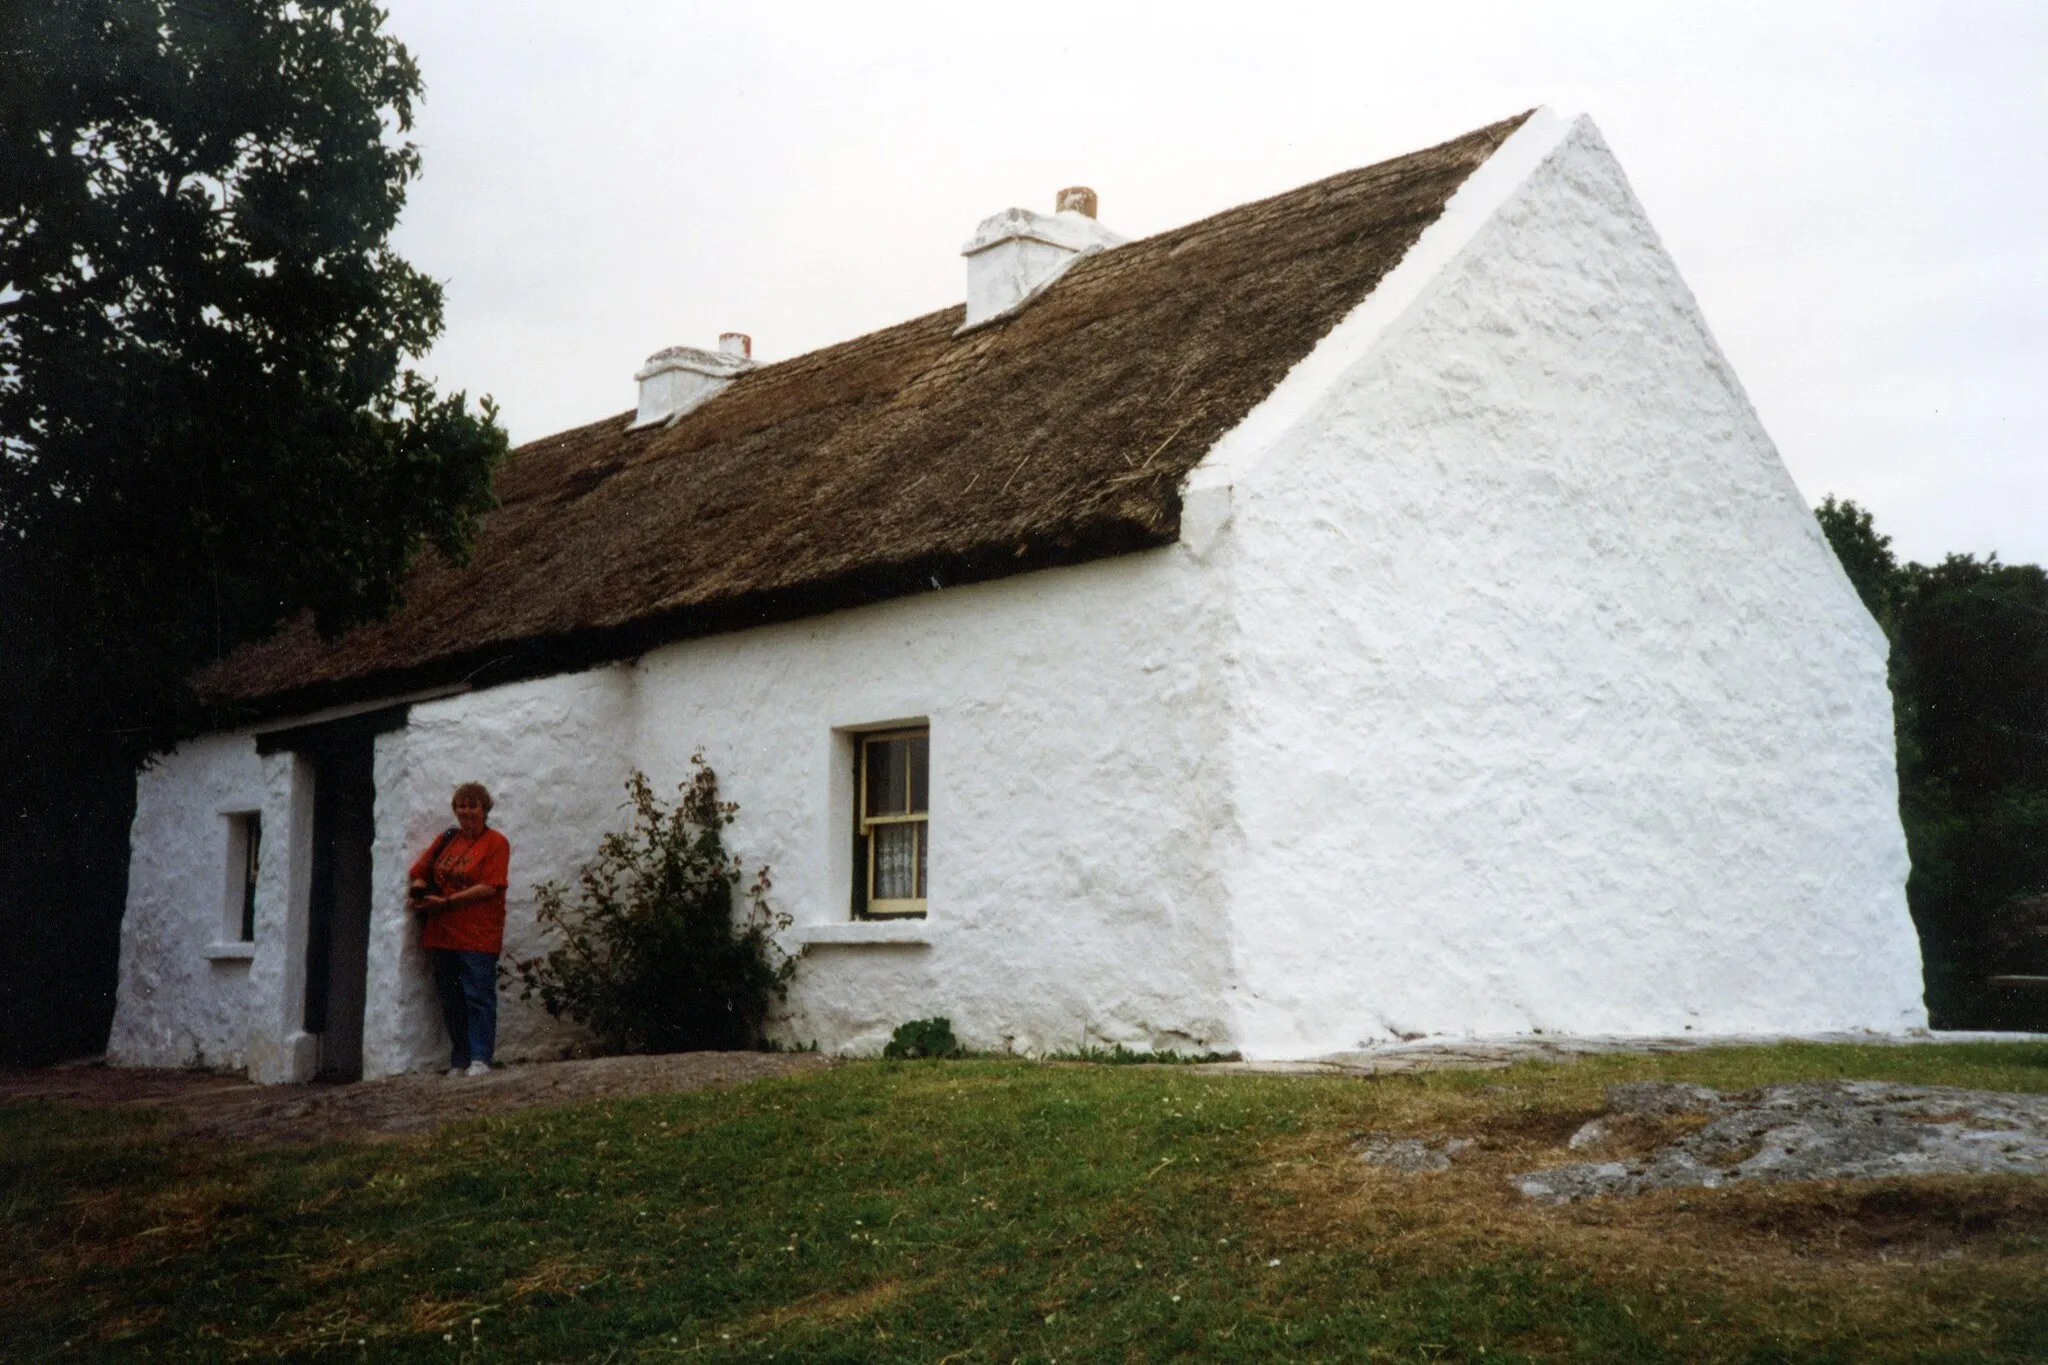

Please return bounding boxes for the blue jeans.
[429,949,498,1068]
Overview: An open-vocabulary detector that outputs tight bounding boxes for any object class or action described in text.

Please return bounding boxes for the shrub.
[1045,1043,1240,1065]
[883,1017,961,1059]
[513,760,794,1053]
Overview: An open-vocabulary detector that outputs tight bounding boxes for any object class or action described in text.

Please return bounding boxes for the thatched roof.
[200,113,1530,717]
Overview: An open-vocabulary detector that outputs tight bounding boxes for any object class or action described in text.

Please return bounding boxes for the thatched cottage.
[109,109,1926,1082]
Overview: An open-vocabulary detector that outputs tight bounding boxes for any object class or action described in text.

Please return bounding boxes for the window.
[857,729,928,917]
[227,812,261,942]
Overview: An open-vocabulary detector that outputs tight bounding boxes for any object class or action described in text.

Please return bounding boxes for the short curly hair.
[450,781,494,815]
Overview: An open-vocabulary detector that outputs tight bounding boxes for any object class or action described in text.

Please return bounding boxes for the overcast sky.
[378,0,2044,568]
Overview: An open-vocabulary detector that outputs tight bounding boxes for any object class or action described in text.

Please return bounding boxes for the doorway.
[256,699,419,1086]
[303,738,375,1083]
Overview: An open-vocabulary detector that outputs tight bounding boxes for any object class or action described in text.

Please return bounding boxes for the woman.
[409,782,512,1077]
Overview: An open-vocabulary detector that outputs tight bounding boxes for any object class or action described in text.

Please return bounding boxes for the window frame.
[224,810,262,943]
[856,727,928,918]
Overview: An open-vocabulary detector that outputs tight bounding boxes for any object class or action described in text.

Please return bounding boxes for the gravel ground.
[6,1030,2038,1151]
[1209,1029,2046,1076]
[0,1052,833,1146]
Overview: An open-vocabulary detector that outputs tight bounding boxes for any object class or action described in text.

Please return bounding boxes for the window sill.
[789,921,931,949]
[203,941,256,962]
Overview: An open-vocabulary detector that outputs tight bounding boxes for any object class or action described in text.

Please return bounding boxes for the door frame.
[255,704,412,1083]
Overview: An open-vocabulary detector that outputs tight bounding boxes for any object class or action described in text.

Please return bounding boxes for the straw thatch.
[199,113,1530,717]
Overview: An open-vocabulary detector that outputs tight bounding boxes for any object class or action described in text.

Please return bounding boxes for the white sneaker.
[446,1066,465,1077]
[466,1061,492,1077]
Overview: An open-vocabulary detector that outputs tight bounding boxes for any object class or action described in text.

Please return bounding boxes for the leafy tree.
[514,763,796,1055]
[1815,499,2048,1027]
[1892,553,2048,1025]
[0,1,505,1063]
[1815,494,1899,630]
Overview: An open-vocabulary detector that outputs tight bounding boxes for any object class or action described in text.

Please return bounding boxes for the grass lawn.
[4,1042,2047,1362]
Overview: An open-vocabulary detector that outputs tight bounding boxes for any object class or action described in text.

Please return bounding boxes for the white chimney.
[629,337,757,430]
[960,186,1125,329]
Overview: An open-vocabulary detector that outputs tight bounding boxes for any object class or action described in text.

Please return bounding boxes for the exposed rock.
[1567,1081,1730,1149]
[1564,1120,1609,1151]
[1517,1081,2048,1204]
[1604,1080,1728,1116]
[1354,1132,1474,1172]
[1567,1081,1729,1149]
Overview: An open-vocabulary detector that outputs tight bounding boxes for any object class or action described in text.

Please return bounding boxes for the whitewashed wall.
[1209,115,1924,1055]
[364,669,639,1077]
[630,547,1235,1056]
[373,544,1241,1065]
[113,543,1239,1074]
[108,733,269,1068]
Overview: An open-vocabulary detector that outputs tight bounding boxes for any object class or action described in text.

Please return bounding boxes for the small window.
[226,812,261,942]
[857,729,928,917]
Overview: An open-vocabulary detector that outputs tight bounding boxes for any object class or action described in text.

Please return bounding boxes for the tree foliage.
[0,0,505,1062]
[1817,498,2048,1027]
[1893,554,2048,1025]
[1815,495,1898,631]
[514,763,797,1055]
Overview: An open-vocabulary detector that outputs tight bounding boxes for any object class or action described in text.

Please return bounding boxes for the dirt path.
[8,1031,2035,1150]
[0,1052,833,1146]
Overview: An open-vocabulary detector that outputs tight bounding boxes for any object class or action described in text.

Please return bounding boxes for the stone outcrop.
[1515,1080,2048,1204]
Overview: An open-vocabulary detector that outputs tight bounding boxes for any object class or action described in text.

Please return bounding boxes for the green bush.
[513,760,794,1053]
[883,1017,961,1059]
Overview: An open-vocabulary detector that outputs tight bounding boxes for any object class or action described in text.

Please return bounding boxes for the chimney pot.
[1055,186,1098,218]
[719,332,751,359]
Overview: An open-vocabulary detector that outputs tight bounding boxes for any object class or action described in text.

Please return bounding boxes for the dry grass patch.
[301,1234,407,1284]
[500,1253,606,1304]
[1230,1067,2048,1358]
[77,1303,170,1348]
[736,1274,929,1335]
[401,1293,491,1334]
[1667,1176,2048,1259]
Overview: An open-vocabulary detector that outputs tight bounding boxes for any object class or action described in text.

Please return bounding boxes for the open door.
[303,737,375,1083]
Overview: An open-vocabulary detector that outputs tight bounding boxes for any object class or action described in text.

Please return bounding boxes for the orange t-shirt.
[410,827,511,954]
